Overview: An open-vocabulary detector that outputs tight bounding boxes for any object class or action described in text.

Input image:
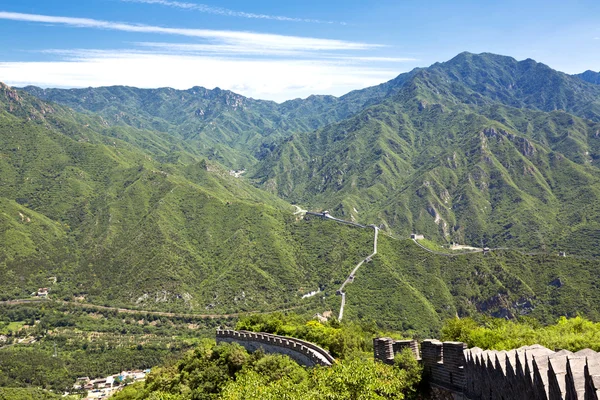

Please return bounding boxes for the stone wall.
[374,338,600,400]
[216,329,334,367]
[373,337,420,364]
[221,329,600,399]
[422,340,467,392]
[464,345,600,400]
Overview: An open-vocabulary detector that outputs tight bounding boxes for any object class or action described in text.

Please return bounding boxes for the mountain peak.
[575,70,600,85]
[1,81,23,103]
[446,51,517,65]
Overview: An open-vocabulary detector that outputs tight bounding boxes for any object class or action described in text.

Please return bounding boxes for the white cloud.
[0,11,370,51]
[0,11,412,101]
[0,51,401,102]
[133,41,328,57]
[132,42,417,61]
[122,0,342,24]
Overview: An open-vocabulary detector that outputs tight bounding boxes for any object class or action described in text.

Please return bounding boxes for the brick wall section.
[215,329,334,367]
[374,338,600,400]
[421,340,467,392]
[394,339,420,360]
[373,337,395,364]
[373,338,420,365]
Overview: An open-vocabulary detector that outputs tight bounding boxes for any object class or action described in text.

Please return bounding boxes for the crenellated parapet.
[373,337,420,364]
[421,340,467,391]
[465,345,600,400]
[374,337,600,400]
[216,329,334,367]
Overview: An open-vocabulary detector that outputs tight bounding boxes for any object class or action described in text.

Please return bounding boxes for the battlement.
[373,337,420,364]
[216,329,334,367]
[421,340,467,391]
[374,338,600,400]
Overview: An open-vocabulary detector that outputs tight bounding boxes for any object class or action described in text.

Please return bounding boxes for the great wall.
[374,337,600,400]
[218,329,600,399]
[216,329,334,367]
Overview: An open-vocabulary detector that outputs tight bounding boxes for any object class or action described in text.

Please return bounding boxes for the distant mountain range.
[20,76,411,170]
[2,52,600,330]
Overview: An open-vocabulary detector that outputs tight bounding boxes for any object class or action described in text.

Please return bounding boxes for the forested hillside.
[20,78,409,170]
[2,52,600,324]
[252,53,600,254]
[0,82,374,313]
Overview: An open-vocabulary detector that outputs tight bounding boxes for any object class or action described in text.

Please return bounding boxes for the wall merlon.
[370,336,600,400]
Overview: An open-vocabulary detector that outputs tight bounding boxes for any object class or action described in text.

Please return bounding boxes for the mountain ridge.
[18,72,416,170]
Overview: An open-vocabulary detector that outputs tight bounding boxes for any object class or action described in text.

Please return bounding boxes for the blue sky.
[0,0,599,101]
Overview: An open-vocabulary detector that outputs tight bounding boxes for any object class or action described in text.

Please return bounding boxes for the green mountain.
[2,52,600,332]
[20,79,410,170]
[252,52,600,255]
[423,52,600,120]
[0,82,375,313]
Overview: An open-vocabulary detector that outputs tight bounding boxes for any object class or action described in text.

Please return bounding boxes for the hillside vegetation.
[441,316,600,351]
[1,52,600,328]
[109,321,422,400]
[20,81,405,170]
[0,82,383,314]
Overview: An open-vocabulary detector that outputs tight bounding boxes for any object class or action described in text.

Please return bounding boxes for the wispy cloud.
[122,0,343,25]
[0,11,413,101]
[0,11,371,51]
[595,37,600,40]
[132,42,416,61]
